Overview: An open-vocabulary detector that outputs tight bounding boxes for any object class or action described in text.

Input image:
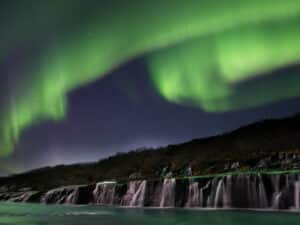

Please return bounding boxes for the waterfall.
[212,176,232,208]
[223,175,232,208]
[207,178,219,207]
[272,175,281,193]
[258,175,268,208]
[34,172,300,210]
[66,187,79,204]
[271,175,281,209]
[199,188,204,207]
[272,192,282,209]
[214,179,224,208]
[186,180,199,207]
[160,178,176,207]
[93,181,116,205]
[42,186,79,204]
[129,180,147,207]
[249,175,258,208]
[294,181,300,209]
[199,180,211,207]
[122,180,147,206]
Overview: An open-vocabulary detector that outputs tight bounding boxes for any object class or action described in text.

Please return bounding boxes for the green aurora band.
[1,0,300,156]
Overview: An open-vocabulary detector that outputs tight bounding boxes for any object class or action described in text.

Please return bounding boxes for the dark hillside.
[1,114,300,191]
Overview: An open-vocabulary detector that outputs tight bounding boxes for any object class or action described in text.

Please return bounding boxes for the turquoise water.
[1,203,300,225]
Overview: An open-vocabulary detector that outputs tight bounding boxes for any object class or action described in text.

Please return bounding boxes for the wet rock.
[277,184,294,209]
[278,152,285,160]
[165,172,173,178]
[256,157,271,169]
[25,191,43,203]
[0,185,8,193]
[10,191,41,203]
[281,158,293,168]
[231,162,240,170]
[113,184,127,205]
[183,166,192,177]
[18,187,32,192]
[129,172,142,180]
[144,180,163,207]
[175,179,189,207]
[0,193,11,201]
[160,166,169,177]
[224,163,231,171]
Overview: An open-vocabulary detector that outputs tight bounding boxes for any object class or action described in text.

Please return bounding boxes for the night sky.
[6,58,300,174]
[1,1,300,175]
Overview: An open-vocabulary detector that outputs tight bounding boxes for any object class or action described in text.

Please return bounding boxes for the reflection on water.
[0,203,300,225]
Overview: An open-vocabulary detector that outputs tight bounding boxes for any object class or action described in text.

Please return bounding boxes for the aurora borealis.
[1,1,300,169]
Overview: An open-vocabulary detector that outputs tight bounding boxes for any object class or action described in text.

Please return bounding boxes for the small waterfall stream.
[295,181,300,209]
[186,180,200,207]
[223,175,232,208]
[160,178,176,207]
[271,175,281,209]
[207,176,232,208]
[93,181,116,205]
[129,180,147,207]
[42,185,85,204]
[214,179,224,208]
[121,180,147,206]
[65,187,79,204]
[258,175,268,208]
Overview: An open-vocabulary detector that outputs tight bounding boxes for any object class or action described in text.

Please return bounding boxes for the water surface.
[0,203,300,225]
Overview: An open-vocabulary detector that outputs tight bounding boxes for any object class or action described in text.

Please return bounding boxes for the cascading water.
[258,175,268,208]
[272,175,281,193]
[224,175,232,208]
[207,178,219,207]
[214,179,224,208]
[186,180,200,207]
[42,186,80,204]
[33,172,300,210]
[295,181,300,209]
[199,180,211,207]
[129,180,147,207]
[121,180,147,206]
[272,192,282,209]
[271,175,281,209]
[93,181,116,205]
[210,176,232,208]
[66,187,79,204]
[160,178,176,207]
